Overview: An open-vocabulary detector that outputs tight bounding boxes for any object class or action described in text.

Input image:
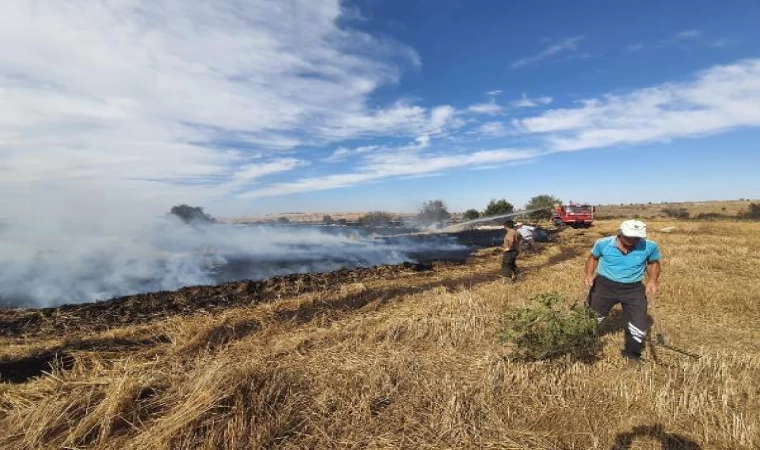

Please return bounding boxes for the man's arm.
[585,254,599,287]
[646,261,661,296]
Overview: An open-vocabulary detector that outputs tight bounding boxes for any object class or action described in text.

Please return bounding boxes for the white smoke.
[0,216,466,308]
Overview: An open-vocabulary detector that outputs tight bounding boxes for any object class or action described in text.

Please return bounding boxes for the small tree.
[359,211,394,227]
[500,292,601,362]
[483,199,514,217]
[322,215,333,224]
[417,200,451,226]
[741,203,760,220]
[277,217,290,223]
[169,204,215,224]
[525,195,561,220]
[463,209,480,221]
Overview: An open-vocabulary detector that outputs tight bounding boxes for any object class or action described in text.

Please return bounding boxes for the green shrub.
[462,209,480,220]
[500,292,601,362]
[525,195,561,220]
[483,199,514,217]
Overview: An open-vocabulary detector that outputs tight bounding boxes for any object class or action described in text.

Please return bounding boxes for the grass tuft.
[500,292,601,362]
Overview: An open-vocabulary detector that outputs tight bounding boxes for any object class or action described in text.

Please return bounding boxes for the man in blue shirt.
[584,220,662,364]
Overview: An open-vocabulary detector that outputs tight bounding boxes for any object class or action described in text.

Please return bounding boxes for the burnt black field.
[0,222,510,308]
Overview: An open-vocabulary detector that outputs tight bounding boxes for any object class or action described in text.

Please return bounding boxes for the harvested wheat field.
[1,220,758,450]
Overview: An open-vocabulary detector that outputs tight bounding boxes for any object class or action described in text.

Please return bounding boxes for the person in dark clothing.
[502,220,521,282]
[585,220,661,364]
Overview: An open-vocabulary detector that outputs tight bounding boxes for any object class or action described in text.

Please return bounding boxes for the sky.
[1,0,759,219]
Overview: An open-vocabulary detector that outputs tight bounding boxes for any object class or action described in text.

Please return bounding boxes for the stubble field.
[1,220,758,449]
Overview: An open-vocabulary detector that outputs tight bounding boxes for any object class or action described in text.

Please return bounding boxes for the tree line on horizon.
[169,198,760,227]
[354,195,563,228]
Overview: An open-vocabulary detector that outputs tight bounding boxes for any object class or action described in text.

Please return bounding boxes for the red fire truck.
[551,203,594,228]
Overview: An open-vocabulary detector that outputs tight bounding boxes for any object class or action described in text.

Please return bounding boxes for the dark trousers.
[501,250,518,278]
[587,276,648,358]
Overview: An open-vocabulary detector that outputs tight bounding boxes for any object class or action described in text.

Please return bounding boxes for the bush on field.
[500,292,601,362]
[169,204,215,224]
[661,207,690,220]
[741,202,760,220]
[462,209,481,220]
[359,211,395,227]
[417,200,451,227]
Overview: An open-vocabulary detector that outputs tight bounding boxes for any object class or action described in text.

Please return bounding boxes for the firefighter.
[584,219,661,364]
[502,220,522,282]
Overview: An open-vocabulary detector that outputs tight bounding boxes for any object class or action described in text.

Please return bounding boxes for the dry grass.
[1,220,759,449]
[595,200,754,219]
[226,212,417,224]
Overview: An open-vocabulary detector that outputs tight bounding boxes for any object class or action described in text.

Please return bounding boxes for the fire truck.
[551,203,594,228]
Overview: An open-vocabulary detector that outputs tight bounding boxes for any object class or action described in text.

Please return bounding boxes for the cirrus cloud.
[515,59,760,152]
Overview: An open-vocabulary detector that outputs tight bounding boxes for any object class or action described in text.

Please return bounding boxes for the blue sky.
[1,0,759,219]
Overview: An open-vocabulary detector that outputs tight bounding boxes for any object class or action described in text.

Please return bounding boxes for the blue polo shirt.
[591,236,661,283]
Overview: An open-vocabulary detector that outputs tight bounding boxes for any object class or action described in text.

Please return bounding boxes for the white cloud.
[511,36,585,68]
[467,101,502,115]
[323,145,382,163]
[322,134,430,164]
[0,0,462,218]
[625,43,645,52]
[511,94,553,108]
[414,135,431,147]
[241,147,536,199]
[318,102,462,140]
[227,159,303,187]
[324,147,353,163]
[710,38,731,48]
[675,29,702,40]
[516,59,760,151]
[3,1,759,216]
[473,122,507,137]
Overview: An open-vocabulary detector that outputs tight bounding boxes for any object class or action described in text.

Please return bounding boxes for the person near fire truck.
[502,220,522,282]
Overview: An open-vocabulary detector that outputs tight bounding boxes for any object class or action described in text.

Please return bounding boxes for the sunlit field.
[1,220,758,449]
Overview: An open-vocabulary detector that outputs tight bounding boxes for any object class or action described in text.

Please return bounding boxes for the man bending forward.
[585,220,661,363]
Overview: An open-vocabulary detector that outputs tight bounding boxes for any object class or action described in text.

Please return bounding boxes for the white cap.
[620,219,647,238]
[516,222,523,227]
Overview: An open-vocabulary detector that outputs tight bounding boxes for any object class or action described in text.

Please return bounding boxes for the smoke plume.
[0,216,465,308]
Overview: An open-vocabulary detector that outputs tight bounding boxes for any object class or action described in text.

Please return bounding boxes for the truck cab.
[552,203,594,228]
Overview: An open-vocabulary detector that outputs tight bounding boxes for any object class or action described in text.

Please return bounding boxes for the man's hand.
[646,260,661,297]
[585,254,599,288]
[646,280,659,296]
